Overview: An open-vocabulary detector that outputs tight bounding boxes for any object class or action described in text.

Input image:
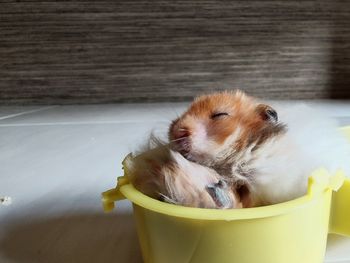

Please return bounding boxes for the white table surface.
[0,101,349,263]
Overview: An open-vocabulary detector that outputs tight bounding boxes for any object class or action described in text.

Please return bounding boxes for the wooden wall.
[0,0,350,104]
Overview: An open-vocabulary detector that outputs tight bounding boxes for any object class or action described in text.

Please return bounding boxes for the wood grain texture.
[0,0,349,104]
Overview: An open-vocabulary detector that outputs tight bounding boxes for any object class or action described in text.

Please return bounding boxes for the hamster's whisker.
[170,137,187,143]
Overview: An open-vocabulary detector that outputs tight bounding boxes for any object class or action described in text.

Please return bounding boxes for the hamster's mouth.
[169,136,215,166]
[170,139,204,164]
[170,136,191,155]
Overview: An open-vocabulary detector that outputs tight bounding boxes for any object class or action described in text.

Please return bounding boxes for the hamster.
[169,90,350,207]
[125,138,242,209]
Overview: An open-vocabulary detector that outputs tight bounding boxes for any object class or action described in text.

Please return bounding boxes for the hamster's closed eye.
[211,112,229,119]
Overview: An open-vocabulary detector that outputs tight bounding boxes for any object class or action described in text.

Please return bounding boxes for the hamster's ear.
[256,104,278,123]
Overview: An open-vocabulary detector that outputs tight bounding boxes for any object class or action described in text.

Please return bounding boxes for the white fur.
[126,137,240,208]
[191,121,211,155]
[132,103,349,208]
[169,151,218,188]
[191,123,243,165]
[250,104,350,205]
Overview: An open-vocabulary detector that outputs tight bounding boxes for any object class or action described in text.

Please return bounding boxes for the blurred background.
[1,0,350,104]
[1,1,350,263]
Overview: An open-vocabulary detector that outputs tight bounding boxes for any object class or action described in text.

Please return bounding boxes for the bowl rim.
[120,183,325,220]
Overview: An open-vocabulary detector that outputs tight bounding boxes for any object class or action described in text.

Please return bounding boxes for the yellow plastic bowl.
[102,127,350,263]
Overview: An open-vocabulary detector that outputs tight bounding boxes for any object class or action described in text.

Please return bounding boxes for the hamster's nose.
[173,128,191,140]
[171,128,192,154]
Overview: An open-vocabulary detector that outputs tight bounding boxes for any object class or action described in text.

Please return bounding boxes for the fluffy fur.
[169,90,350,207]
[125,137,241,209]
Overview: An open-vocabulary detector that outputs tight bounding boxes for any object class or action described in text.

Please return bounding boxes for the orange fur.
[169,90,279,156]
[126,144,242,209]
[169,90,286,207]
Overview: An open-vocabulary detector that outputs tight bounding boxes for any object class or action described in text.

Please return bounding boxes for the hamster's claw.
[206,180,234,209]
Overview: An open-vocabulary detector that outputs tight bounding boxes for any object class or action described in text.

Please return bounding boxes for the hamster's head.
[169,90,285,165]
